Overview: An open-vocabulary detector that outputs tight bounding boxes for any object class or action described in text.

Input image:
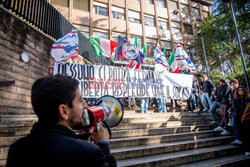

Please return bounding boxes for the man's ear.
[58,104,69,121]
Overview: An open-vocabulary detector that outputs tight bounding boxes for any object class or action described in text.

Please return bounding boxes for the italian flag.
[89,37,117,58]
[168,51,179,73]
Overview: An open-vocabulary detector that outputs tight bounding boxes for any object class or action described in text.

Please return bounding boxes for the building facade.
[48,0,213,68]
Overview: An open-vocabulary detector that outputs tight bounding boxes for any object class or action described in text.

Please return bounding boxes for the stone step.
[176,153,250,167]
[117,144,242,167]
[111,124,215,139]
[121,116,212,124]
[112,119,212,130]
[123,108,187,115]
[0,136,22,147]
[110,130,220,149]
[123,111,211,118]
[0,126,32,137]
[112,136,234,160]
[0,159,6,167]
[0,147,8,160]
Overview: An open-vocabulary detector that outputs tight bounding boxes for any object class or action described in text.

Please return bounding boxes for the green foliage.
[194,0,250,77]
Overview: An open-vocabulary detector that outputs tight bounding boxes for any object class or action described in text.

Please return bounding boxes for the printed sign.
[54,62,193,99]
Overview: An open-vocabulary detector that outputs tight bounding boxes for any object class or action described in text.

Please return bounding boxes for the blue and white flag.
[51,29,79,63]
[154,44,170,73]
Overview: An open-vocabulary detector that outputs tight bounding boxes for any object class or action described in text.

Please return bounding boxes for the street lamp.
[222,0,250,92]
[198,32,210,80]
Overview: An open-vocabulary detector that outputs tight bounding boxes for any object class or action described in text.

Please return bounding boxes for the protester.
[242,103,250,156]
[230,79,239,91]
[229,79,239,126]
[231,86,249,145]
[200,74,215,112]
[128,97,137,108]
[140,98,149,113]
[47,67,54,76]
[214,79,233,136]
[170,99,180,107]
[187,76,199,112]
[6,74,116,167]
[158,97,167,113]
[192,76,200,111]
[209,81,223,123]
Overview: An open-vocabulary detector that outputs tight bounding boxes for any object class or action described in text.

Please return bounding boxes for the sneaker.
[203,109,208,112]
[231,139,243,145]
[188,110,192,112]
[214,126,224,131]
[193,110,196,112]
[220,130,230,135]
[228,119,232,126]
[210,121,216,124]
[246,152,250,156]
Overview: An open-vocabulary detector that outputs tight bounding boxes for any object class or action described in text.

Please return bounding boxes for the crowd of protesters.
[47,65,250,156]
[198,76,249,157]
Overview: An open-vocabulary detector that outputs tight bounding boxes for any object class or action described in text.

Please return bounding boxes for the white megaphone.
[81,96,124,134]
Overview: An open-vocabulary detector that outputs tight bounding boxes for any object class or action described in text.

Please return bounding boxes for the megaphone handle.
[102,121,112,139]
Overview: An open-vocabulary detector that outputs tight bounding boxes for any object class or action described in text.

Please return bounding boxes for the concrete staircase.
[111,108,250,167]
[0,108,249,166]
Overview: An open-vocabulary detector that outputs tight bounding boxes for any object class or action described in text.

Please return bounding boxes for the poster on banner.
[53,62,193,99]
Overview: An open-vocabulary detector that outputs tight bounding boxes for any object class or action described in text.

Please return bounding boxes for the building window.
[160,41,172,57]
[184,24,193,35]
[93,2,108,16]
[93,29,109,39]
[112,32,126,42]
[158,19,168,29]
[74,24,89,37]
[156,0,165,8]
[202,11,209,18]
[171,21,181,29]
[143,0,153,4]
[73,0,89,11]
[146,38,157,58]
[191,7,200,18]
[144,15,155,27]
[168,0,178,11]
[180,4,189,16]
[111,6,125,20]
[128,10,141,24]
[51,0,69,7]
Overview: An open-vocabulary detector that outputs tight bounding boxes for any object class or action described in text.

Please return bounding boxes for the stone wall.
[0,6,54,116]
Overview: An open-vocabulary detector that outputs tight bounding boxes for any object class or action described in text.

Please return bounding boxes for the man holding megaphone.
[6,74,119,167]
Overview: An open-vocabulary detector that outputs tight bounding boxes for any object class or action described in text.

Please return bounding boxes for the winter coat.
[6,122,116,167]
[221,83,233,104]
[201,80,215,95]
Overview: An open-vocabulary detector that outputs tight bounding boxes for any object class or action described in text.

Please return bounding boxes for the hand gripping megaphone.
[81,96,124,137]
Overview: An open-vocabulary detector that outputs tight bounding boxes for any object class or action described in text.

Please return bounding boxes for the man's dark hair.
[31,74,79,123]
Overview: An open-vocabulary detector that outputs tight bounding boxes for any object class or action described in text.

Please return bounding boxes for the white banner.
[54,62,193,99]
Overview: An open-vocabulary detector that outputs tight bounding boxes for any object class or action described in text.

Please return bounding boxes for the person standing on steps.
[200,74,215,112]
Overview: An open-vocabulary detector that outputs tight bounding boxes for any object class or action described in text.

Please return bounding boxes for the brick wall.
[0,7,54,115]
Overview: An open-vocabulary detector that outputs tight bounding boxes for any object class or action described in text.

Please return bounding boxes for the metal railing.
[0,0,112,65]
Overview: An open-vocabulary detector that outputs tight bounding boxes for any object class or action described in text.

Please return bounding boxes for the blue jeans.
[232,111,244,140]
[193,93,199,109]
[210,102,221,122]
[153,98,158,107]
[140,98,149,113]
[201,93,213,110]
[158,97,167,113]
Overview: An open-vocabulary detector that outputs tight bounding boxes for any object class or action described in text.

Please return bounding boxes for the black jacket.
[201,80,215,95]
[221,83,233,104]
[6,122,116,167]
[212,86,223,103]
